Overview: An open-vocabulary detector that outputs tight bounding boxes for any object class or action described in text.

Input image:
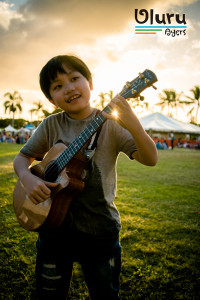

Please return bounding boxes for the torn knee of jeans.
[109,258,115,267]
[41,263,62,290]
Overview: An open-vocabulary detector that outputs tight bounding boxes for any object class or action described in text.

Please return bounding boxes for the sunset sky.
[0,0,200,122]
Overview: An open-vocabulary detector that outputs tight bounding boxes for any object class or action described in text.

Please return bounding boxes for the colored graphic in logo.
[134,9,187,37]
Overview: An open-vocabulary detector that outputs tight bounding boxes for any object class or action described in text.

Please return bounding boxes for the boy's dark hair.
[39,55,92,100]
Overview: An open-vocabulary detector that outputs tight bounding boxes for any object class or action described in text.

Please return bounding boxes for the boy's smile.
[66,94,81,103]
[49,65,93,120]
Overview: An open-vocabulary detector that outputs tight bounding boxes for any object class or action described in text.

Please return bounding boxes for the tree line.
[1,86,200,129]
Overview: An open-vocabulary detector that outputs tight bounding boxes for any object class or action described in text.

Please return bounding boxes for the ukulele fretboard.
[56,105,113,172]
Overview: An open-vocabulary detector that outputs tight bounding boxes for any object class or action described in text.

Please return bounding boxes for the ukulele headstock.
[119,69,158,99]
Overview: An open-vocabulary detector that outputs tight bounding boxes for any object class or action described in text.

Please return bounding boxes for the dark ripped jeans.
[36,227,121,300]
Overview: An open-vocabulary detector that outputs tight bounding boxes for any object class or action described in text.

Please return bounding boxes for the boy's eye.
[53,84,62,90]
[71,76,79,82]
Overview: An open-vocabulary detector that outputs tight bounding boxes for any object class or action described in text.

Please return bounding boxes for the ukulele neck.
[56,105,113,172]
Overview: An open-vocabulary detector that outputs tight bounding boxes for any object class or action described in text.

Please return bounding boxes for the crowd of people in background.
[155,139,168,150]
[1,128,200,150]
[0,130,30,144]
[154,136,200,150]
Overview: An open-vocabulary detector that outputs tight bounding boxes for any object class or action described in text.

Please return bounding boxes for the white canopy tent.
[139,113,200,135]
[4,125,18,132]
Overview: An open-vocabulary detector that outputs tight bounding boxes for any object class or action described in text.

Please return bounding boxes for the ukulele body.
[13,143,87,231]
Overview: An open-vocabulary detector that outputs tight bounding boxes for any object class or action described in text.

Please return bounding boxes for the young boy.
[13,55,158,299]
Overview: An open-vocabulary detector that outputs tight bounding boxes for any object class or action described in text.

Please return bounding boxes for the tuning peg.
[126,81,131,88]
[132,89,136,95]
[139,72,144,79]
[152,85,157,90]
[140,96,145,101]
[145,78,150,84]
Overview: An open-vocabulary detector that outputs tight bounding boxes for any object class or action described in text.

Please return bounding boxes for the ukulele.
[13,69,158,231]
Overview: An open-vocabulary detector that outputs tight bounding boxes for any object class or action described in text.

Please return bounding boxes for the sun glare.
[112,110,118,118]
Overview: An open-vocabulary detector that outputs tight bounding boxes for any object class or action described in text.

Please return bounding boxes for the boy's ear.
[89,77,93,90]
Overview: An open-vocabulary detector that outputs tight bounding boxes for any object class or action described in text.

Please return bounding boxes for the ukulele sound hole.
[44,161,59,182]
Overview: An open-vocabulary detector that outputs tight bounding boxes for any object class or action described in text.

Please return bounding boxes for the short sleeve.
[20,120,49,159]
[109,120,137,159]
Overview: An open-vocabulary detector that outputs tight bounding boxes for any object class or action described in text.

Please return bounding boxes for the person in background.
[170,132,175,150]
[162,140,168,150]
[156,140,162,150]
[16,134,21,144]
[0,133,3,143]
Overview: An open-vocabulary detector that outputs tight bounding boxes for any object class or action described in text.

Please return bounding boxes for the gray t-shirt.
[21,109,137,237]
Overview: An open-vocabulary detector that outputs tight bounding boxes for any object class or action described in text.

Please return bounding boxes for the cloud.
[0,1,24,30]
[0,0,155,91]
[0,0,199,120]
[192,40,200,49]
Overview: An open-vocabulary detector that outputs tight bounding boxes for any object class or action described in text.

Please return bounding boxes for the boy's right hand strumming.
[14,153,58,205]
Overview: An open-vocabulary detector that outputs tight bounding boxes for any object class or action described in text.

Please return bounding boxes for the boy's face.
[49,65,93,119]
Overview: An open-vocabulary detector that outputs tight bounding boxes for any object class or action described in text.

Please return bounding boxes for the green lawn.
[0,143,200,299]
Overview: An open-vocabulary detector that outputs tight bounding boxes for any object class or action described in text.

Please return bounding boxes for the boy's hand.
[102,95,136,130]
[102,95,158,167]
[20,172,59,205]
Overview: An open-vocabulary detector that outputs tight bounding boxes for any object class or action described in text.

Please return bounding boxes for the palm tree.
[31,101,44,126]
[3,91,23,127]
[157,89,181,117]
[128,96,148,111]
[167,90,182,118]
[98,92,107,109]
[182,86,200,124]
[29,108,35,122]
[106,90,114,101]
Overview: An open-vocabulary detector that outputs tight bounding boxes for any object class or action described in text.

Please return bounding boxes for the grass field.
[0,143,200,299]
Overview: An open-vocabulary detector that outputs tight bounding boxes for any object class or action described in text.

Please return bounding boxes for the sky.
[0,0,200,122]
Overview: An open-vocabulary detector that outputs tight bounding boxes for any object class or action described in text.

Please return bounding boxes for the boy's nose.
[64,83,75,94]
